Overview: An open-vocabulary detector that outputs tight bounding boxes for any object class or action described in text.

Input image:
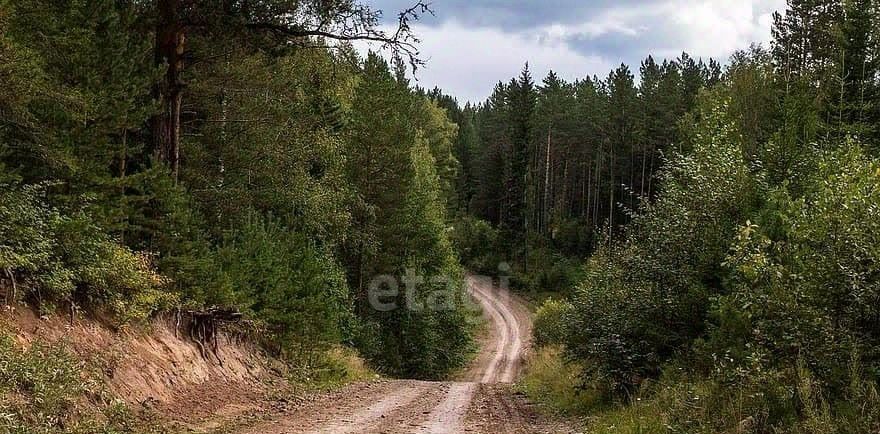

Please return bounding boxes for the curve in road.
[468,278,528,383]
[234,276,573,434]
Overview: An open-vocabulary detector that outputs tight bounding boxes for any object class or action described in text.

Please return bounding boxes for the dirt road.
[456,276,532,384]
[234,277,574,434]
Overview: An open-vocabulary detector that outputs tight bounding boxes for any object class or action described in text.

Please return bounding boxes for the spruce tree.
[834,0,879,144]
[505,64,536,232]
[605,64,641,233]
[472,82,510,225]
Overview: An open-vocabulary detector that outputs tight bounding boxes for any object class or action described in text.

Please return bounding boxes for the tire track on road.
[412,382,476,434]
[232,277,549,434]
[471,282,512,383]
[469,278,527,383]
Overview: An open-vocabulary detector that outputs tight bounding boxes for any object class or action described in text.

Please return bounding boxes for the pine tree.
[639,56,664,200]
[772,0,845,142]
[505,64,536,234]
[344,53,470,378]
[572,76,607,230]
[605,64,641,236]
[146,0,430,180]
[472,82,509,225]
[772,0,844,79]
[725,46,782,159]
[8,0,158,238]
[182,43,354,244]
[678,52,708,110]
[834,0,879,143]
[534,70,577,234]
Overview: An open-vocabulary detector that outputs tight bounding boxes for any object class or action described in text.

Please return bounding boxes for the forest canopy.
[2,0,880,432]
[0,0,470,380]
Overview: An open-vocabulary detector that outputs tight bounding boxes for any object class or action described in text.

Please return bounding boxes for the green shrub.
[565,97,759,391]
[520,346,604,416]
[510,240,585,296]
[565,250,664,389]
[285,345,377,392]
[450,215,502,274]
[712,141,880,391]
[54,214,176,320]
[354,271,476,380]
[554,128,880,430]
[550,218,594,256]
[217,215,351,359]
[533,298,572,347]
[0,334,149,433]
[0,336,84,431]
[0,183,59,278]
[0,182,173,321]
[571,356,880,434]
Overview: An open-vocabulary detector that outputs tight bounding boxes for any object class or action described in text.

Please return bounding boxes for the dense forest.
[0,0,472,386]
[444,0,879,432]
[2,0,880,432]
[440,54,724,292]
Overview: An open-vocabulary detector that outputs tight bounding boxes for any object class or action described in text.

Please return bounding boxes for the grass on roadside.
[518,345,603,416]
[520,344,880,433]
[287,346,379,392]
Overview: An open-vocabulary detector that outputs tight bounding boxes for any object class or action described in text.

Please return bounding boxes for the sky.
[361,0,787,103]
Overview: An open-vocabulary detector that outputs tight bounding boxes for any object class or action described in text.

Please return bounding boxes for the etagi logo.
[367,263,512,313]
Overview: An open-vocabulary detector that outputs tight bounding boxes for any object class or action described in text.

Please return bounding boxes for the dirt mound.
[3,306,280,428]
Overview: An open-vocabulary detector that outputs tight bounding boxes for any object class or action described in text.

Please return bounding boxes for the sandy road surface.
[234,277,575,434]
[457,276,532,384]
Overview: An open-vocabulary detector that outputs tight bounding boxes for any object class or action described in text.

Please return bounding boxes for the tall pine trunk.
[152,0,185,181]
[585,162,592,224]
[608,140,614,243]
[543,127,551,235]
[593,146,601,231]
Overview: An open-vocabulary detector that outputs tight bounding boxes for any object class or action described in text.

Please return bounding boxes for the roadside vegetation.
[1,0,473,375]
[1,0,473,430]
[507,1,880,431]
[0,333,164,434]
[2,0,879,432]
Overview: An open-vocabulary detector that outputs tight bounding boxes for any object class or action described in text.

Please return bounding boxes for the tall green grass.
[520,345,880,433]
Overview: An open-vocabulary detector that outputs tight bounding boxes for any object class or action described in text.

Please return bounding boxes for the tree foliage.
[0,0,472,381]
[511,2,880,430]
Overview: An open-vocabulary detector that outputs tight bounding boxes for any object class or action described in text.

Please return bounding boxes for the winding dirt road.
[234,277,574,434]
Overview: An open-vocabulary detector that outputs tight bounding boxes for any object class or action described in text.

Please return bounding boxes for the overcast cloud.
[361,0,786,103]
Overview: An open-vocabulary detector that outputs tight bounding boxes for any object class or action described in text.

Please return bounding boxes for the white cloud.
[662,0,786,58]
[360,21,615,103]
[537,0,785,59]
[537,3,666,41]
[359,0,787,103]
